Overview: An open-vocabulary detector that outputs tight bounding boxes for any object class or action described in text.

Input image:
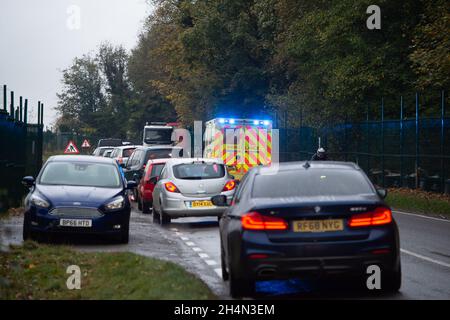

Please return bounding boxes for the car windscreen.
[144,128,173,144]
[39,162,121,188]
[144,149,182,163]
[252,169,374,198]
[173,163,225,180]
[123,148,136,158]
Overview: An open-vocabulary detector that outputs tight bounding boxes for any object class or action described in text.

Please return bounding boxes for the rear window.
[151,163,165,177]
[173,163,225,180]
[144,148,182,163]
[252,169,374,198]
[123,148,136,158]
[99,148,113,156]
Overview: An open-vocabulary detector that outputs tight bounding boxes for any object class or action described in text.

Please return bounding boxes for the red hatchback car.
[137,158,169,213]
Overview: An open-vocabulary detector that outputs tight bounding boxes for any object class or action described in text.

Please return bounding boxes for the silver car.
[152,158,236,224]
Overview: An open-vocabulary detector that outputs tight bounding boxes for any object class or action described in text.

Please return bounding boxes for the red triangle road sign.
[64,140,80,154]
[81,139,91,148]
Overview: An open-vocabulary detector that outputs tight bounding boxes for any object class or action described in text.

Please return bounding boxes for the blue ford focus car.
[22,155,137,243]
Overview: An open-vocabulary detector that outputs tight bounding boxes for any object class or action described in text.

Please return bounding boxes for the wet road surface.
[1,208,449,299]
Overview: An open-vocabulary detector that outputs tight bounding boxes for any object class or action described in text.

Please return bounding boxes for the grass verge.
[0,242,216,300]
[386,188,450,218]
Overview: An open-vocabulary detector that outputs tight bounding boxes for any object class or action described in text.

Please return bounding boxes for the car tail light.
[248,253,269,259]
[348,207,392,227]
[164,182,180,193]
[223,180,236,191]
[241,212,288,231]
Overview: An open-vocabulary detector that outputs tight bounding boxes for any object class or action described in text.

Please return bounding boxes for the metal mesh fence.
[278,92,450,194]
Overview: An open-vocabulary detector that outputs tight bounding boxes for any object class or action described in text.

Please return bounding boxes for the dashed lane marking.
[171,228,220,277]
[214,268,222,277]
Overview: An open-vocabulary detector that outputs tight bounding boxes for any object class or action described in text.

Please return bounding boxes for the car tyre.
[22,214,32,241]
[381,263,401,293]
[229,263,254,298]
[221,244,229,281]
[160,209,171,225]
[137,193,142,211]
[142,200,151,214]
[119,222,130,244]
[153,208,160,223]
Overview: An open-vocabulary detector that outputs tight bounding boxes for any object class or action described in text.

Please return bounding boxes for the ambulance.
[203,118,273,180]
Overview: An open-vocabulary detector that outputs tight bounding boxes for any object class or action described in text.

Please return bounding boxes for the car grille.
[49,207,103,218]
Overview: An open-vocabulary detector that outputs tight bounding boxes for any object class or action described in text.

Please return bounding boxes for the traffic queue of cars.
[21,140,400,299]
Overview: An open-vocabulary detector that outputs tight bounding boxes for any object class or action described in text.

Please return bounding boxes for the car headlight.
[30,194,50,208]
[105,196,125,211]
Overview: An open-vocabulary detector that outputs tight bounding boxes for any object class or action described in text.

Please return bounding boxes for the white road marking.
[180,236,189,241]
[205,260,217,266]
[401,248,450,268]
[192,247,202,252]
[185,241,195,246]
[394,210,449,223]
[214,268,222,277]
[198,253,209,259]
[171,228,179,232]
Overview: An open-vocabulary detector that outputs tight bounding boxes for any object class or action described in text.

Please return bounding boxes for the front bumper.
[26,206,130,235]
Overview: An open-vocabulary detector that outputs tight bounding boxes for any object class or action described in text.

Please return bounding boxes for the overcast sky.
[0,0,152,128]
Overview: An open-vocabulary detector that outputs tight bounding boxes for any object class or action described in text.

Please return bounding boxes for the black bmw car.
[213,161,401,298]
[22,155,136,243]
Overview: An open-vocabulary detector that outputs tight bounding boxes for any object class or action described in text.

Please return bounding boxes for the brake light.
[223,180,236,191]
[348,207,392,227]
[241,212,288,231]
[165,182,179,193]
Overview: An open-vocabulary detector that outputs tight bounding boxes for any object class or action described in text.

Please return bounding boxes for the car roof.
[113,145,141,150]
[165,158,224,165]
[146,158,171,165]
[135,145,181,150]
[254,161,361,174]
[48,155,116,164]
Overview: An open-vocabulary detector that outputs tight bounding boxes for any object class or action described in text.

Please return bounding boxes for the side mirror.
[211,195,228,207]
[149,176,159,184]
[377,188,387,199]
[22,176,35,187]
[126,180,137,189]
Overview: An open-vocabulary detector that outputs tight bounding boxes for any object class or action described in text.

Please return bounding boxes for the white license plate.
[60,219,92,228]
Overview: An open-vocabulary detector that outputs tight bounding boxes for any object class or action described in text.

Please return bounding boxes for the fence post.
[37,101,41,125]
[24,99,28,124]
[40,103,44,125]
[366,104,370,175]
[381,98,385,188]
[3,85,6,111]
[10,91,14,118]
[19,96,23,122]
[415,93,419,189]
[400,96,404,187]
[441,91,445,193]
